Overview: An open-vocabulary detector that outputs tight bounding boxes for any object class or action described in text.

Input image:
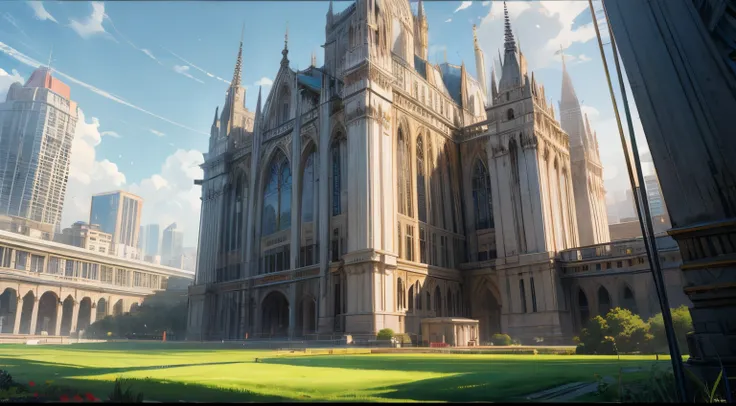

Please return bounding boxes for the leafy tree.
[647,305,692,353]
[376,328,394,340]
[579,315,608,354]
[604,308,650,353]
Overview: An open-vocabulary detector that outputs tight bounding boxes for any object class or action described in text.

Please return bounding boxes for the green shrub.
[579,315,608,354]
[598,336,617,355]
[647,305,692,354]
[605,308,648,353]
[376,328,394,340]
[490,333,512,346]
[393,333,412,345]
[575,343,588,355]
[108,378,144,403]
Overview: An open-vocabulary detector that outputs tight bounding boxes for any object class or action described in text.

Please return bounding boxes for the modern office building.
[89,191,143,259]
[161,222,184,268]
[644,174,666,217]
[138,224,161,261]
[0,67,78,228]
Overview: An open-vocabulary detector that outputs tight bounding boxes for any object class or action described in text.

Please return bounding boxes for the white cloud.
[100,130,121,138]
[166,48,231,85]
[0,68,24,101]
[69,2,108,39]
[140,49,160,63]
[478,1,594,71]
[454,1,472,13]
[0,41,208,136]
[149,129,165,137]
[580,105,600,121]
[253,77,274,87]
[445,18,452,23]
[482,1,490,6]
[578,54,592,62]
[173,65,204,84]
[62,111,204,247]
[27,1,57,23]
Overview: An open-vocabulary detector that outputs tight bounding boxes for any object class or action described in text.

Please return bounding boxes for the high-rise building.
[56,221,113,255]
[138,224,161,260]
[644,174,666,217]
[89,191,143,259]
[161,222,184,268]
[0,67,78,228]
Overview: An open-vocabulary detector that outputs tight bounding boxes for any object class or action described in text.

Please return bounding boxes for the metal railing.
[558,235,678,262]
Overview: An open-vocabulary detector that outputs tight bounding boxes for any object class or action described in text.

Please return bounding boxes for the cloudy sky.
[0,1,654,245]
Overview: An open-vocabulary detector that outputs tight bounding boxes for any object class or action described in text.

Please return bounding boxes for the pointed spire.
[328,0,333,14]
[503,1,516,53]
[311,51,317,67]
[418,0,425,19]
[47,45,54,73]
[281,23,289,66]
[232,37,244,89]
[473,24,480,50]
[212,106,219,126]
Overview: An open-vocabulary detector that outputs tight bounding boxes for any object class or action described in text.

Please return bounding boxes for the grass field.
[0,342,672,402]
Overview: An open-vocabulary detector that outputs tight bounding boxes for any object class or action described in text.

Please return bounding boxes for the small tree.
[648,305,692,353]
[579,315,608,354]
[490,333,512,346]
[376,328,394,340]
[605,308,648,353]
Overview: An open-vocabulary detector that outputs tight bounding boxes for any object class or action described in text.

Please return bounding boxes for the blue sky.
[0,1,651,245]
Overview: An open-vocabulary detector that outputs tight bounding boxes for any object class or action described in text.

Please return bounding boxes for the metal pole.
[589,0,688,402]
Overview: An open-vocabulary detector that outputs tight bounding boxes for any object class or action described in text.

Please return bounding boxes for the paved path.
[523,367,644,402]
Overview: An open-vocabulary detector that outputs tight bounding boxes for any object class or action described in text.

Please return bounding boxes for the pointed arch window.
[408,284,415,312]
[331,136,345,216]
[519,278,528,313]
[397,278,405,310]
[444,148,458,233]
[397,127,413,217]
[300,150,318,267]
[416,135,427,223]
[261,153,291,236]
[472,160,494,230]
[415,281,422,310]
[434,286,442,317]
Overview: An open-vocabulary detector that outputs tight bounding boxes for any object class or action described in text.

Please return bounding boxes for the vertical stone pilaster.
[29,298,39,335]
[53,302,63,336]
[12,297,22,334]
[70,300,79,333]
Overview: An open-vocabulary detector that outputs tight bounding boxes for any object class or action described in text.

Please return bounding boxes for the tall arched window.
[397,127,413,216]
[519,278,528,313]
[444,148,458,233]
[397,278,404,310]
[331,136,344,216]
[261,153,292,236]
[472,160,494,230]
[300,150,317,266]
[434,286,442,317]
[578,289,590,328]
[416,135,427,223]
[408,285,415,312]
[598,286,611,316]
[415,281,422,310]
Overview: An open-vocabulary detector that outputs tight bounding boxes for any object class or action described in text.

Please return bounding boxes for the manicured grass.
[0,342,672,402]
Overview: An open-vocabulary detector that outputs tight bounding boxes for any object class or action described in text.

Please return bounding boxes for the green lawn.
[0,342,672,402]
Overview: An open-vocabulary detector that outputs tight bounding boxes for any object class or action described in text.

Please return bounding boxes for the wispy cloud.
[103,13,163,65]
[27,1,58,23]
[101,130,121,139]
[482,1,490,6]
[165,48,231,85]
[173,65,204,84]
[253,77,273,87]
[140,49,160,63]
[454,1,473,13]
[0,41,208,136]
[445,18,452,23]
[69,2,109,39]
[149,129,165,137]
[578,54,592,63]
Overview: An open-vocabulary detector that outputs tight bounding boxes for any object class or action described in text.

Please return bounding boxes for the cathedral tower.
[559,53,610,246]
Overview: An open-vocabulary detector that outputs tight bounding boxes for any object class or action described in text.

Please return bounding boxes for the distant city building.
[0,215,54,241]
[644,174,666,217]
[0,67,78,228]
[181,247,197,273]
[161,223,184,268]
[138,224,160,260]
[89,191,143,259]
[56,221,113,255]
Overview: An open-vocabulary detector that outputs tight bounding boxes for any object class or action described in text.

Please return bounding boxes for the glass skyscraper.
[0,68,78,227]
[89,190,143,258]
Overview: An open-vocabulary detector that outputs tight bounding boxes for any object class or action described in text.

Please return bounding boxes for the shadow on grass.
[1,358,286,402]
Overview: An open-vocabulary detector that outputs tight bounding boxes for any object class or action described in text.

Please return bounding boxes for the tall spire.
[232,37,243,89]
[503,1,516,53]
[311,51,317,67]
[418,0,425,19]
[473,24,488,103]
[281,23,289,66]
[47,45,54,72]
[212,106,219,127]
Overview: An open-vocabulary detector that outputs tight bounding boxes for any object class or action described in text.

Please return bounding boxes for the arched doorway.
[0,288,18,333]
[470,281,502,343]
[60,295,75,336]
[620,285,638,314]
[129,302,140,314]
[261,291,289,337]
[96,298,107,320]
[19,292,35,334]
[112,299,123,317]
[77,298,93,332]
[598,286,611,317]
[36,291,59,335]
[297,296,317,337]
[577,289,590,331]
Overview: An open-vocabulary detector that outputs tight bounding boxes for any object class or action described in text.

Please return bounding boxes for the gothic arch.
[397,123,413,217]
[577,288,590,330]
[597,285,612,316]
[260,149,292,237]
[261,290,290,337]
[471,277,502,342]
[620,283,638,314]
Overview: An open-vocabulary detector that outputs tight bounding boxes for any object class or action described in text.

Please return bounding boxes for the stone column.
[70,300,79,334]
[54,301,63,336]
[29,298,39,335]
[604,0,736,376]
[288,286,297,339]
[89,304,97,325]
[12,297,22,334]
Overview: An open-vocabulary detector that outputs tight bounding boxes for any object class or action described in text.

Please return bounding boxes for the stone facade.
[188,0,688,344]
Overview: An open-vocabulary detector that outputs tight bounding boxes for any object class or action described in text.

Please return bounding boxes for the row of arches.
[576,284,638,330]
[396,278,463,318]
[0,288,132,336]
[259,290,316,338]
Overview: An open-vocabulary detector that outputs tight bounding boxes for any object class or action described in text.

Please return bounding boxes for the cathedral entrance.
[261,291,289,338]
[470,279,502,344]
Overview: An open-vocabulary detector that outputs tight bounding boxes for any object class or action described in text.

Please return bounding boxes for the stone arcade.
[187,0,690,344]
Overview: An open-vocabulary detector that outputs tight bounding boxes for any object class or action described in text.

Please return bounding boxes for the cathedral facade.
[187,0,620,344]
